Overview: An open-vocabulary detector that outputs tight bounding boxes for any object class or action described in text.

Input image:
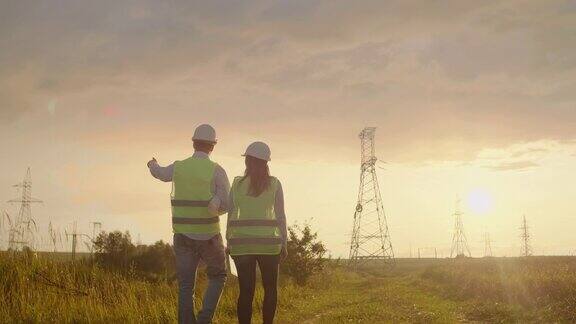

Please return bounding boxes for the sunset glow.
[1,1,576,259]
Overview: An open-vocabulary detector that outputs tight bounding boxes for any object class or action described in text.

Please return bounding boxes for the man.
[147,124,229,324]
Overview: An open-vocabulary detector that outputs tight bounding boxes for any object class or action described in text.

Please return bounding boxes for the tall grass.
[419,257,576,322]
[0,253,350,323]
[4,254,576,323]
[0,253,176,323]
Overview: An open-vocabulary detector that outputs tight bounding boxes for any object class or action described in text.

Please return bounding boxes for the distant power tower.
[349,127,394,265]
[450,200,471,258]
[88,222,103,252]
[7,168,42,251]
[48,222,63,253]
[417,247,438,259]
[520,215,532,257]
[483,231,493,257]
[66,221,102,259]
[0,210,9,248]
[66,222,83,260]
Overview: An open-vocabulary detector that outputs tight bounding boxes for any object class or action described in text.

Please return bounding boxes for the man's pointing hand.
[147,157,158,168]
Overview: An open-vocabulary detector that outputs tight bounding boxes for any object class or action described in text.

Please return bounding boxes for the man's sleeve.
[214,165,231,215]
[275,181,288,248]
[148,162,174,182]
[225,189,235,241]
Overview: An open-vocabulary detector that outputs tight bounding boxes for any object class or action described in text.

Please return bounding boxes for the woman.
[226,141,288,324]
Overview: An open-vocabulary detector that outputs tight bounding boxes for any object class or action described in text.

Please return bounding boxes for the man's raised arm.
[147,157,174,182]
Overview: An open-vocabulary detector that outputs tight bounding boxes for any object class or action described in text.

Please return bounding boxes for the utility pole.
[66,222,79,260]
[417,247,438,259]
[89,222,102,253]
[7,168,42,251]
[520,215,532,257]
[48,222,61,253]
[484,231,493,257]
[349,127,394,266]
[0,210,8,248]
[450,199,471,258]
[67,221,102,259]
[91,222,102,240]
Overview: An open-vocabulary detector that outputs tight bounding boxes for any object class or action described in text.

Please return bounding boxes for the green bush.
[93,231,175,278]
[133,240,175,277]
[281,224,327,285]
[93,231,136,269]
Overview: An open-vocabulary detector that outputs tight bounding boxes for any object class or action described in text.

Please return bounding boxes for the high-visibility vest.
[228,176,281,256]
[171,157,220,235]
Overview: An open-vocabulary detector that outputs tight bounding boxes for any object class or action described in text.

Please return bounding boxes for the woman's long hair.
[240,156,271,197]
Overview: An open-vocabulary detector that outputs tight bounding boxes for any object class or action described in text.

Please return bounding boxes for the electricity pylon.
[483,231,493,257]
[450,199,471,258]
[7,168,42,251]
[65,222,83,260]
[66,221,102,259]
[89,221,102,252]
[520,215,532,257]
[349,127,394,266]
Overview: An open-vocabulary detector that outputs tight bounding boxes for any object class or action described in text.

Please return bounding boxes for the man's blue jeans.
[173,233,227,324]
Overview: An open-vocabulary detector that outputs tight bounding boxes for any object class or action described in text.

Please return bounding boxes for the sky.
[1,0,575,257]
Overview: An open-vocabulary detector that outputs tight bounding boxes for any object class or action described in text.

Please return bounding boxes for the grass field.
[1,253,575,323]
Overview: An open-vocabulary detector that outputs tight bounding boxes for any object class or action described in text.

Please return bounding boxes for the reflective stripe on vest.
[172,216,220,224]
[171,200,210,207]
[171,157,220,235]
[228,237,282,245]
[228,176,281,256]
[228,219,279,226]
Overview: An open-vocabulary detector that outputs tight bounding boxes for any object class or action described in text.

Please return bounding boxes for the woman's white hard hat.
[242,141,271,161]
[192,124,217,143]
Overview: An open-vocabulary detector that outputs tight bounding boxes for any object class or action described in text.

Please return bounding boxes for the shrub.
[281,224,327,285]
[93,231,175,278]
[133,240,175,276]
[93,231,136,269]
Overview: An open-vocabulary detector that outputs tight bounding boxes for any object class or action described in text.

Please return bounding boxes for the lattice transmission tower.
[450,199,471,258]
[7,168,42,251]
[349,127,394,265]
[483,231,493,257]
[520,215,532,257]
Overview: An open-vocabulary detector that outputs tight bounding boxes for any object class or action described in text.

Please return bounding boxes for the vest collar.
[192,151,210,159]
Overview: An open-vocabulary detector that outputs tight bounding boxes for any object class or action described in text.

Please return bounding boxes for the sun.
[466,189,494,215]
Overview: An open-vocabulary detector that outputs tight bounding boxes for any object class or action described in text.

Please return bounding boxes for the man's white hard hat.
[242,141,271,161]
[192,124,217,143]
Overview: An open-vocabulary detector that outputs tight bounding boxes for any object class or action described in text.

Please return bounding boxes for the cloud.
[1,0,575,163]
[510,148,549,158]
[486,160,539,171]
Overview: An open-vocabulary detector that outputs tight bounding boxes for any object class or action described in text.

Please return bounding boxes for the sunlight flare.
[466,188,494,215]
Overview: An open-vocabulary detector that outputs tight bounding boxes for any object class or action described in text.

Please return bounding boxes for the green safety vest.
[171,157,220,235]
[228,176,281,256]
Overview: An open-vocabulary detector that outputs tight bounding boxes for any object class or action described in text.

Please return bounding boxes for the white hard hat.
[242,141,271,161]
[192,124,217,143]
